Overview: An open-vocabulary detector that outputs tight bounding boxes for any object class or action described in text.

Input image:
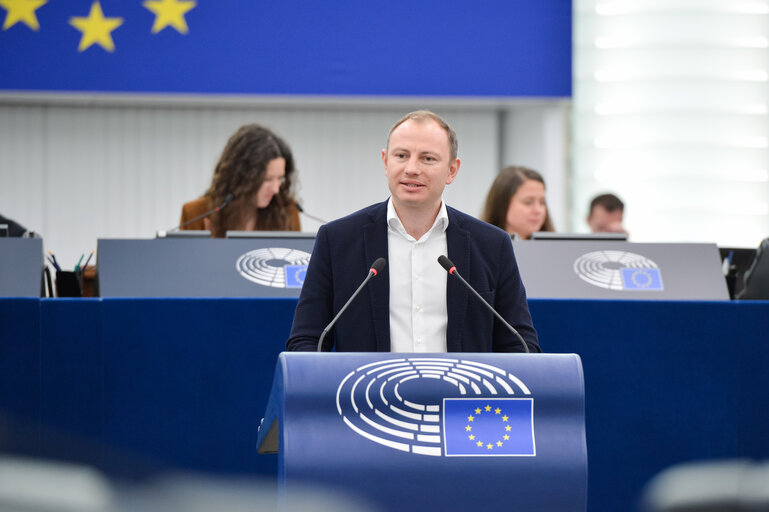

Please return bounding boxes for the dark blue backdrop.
[0,1,571,96]
[2,297,767,512]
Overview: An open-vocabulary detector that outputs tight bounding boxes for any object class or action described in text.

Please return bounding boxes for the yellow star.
[497,441,503,447]
[0,0,46,30]
[69,2,123,52]
[467,415,474,422]
[485,405,492,412]
[495,408,501,414]
[502,415,509,422]
[503,434,510,440]
[465,425,472,432]
[476,441,483,447]
[486,443,493,449]
[475,408,481,414]
[505,425,512,431]
[143,0,195,34]
[469,434,475,440]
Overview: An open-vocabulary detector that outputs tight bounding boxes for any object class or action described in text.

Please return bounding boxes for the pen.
[47,251,62,272]
[48,251,62,271]
[81,250,95,271]
[74,254,84,272]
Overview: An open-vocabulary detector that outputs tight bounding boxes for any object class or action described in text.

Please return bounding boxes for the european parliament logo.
[335,358,536,457]
[235,247,311,289]
[574,250,664,291]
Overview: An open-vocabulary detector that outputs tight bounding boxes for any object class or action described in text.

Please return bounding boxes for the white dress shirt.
[386,198,449,353]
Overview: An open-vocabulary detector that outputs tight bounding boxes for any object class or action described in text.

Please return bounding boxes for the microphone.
[317,258,387,352]
[437,255,530,353]
[295,203,328,224]
[157,193,234,238]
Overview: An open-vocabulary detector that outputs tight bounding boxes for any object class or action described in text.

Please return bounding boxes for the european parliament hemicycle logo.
[573,251,664,291]
[235,248,311,289]
[335,358,535,457]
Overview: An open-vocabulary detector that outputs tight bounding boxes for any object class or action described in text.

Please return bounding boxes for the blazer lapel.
[446,209,470,352]
[363,202,391,351]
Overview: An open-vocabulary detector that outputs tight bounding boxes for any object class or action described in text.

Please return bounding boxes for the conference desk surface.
[1,297,768,512]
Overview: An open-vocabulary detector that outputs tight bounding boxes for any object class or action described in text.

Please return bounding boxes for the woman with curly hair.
[481,166,554,240]
[179,124,301,237]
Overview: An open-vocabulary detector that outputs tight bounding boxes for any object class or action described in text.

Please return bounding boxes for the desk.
[1,298,768,511]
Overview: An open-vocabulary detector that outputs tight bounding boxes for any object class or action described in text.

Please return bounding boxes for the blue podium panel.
[259,352,586,512]
[0,298,41,454]
[97,237,315,298]
[0,238,42,297]
[39,299,104,466]
[98,298,295,476]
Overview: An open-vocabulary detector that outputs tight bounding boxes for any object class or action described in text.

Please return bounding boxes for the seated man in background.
[587,193,627,236]
[180,124,301,237]
[286,110,539,353]
[0,213,28,237]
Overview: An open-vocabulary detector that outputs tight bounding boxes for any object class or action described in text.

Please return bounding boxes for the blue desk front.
[1,298,768,512]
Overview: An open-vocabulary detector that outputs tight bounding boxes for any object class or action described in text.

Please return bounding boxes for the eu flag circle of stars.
[465,403,515,451]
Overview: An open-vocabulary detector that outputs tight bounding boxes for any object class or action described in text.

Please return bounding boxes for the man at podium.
[286,111,539,353]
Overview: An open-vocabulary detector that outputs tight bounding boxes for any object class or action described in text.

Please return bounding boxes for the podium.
[257,352,587,511]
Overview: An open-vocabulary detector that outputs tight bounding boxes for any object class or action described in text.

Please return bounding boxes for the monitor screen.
[226,231,316,239]
[529,232,627,241]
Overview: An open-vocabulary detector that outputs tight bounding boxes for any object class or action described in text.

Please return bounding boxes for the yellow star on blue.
[69,1,123,53]
[143,0,195,34]
[0,0,46,31]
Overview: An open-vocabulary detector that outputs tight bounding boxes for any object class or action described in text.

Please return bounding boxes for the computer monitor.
[161,230,211,238]
[529,232,627,241]
[737,238,769,300]
[226,231,316,239]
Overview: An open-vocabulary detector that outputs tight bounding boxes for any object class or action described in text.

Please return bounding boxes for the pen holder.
[56,270,83,298]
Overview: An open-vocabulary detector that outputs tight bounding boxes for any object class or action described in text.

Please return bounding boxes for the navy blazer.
[286,201,540,353]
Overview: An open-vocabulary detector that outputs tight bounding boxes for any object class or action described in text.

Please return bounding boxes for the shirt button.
[415,305,421,311]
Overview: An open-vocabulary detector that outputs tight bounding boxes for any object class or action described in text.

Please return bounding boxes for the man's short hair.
[386,110,458,161]
[589,193,624,215]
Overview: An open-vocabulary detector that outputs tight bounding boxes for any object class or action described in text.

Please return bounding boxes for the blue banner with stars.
[443,398,535,456]
[0,0,571,97]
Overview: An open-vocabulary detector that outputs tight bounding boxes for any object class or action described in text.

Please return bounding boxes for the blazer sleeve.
[287,202,301,231]
[179,197,211,231]
[286,224,334,351]
[492,234,541,353]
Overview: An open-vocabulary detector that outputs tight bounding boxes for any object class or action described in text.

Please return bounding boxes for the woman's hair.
[205,124,297,237]
[481,166,554,233]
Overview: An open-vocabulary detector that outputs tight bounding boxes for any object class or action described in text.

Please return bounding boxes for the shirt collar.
[386,198,449,238]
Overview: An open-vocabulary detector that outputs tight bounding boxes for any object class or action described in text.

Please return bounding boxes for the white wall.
[0,97,569,268]
[572,0,769,246]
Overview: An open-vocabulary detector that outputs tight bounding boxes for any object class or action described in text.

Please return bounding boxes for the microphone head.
[370,257,387,275]
[222,193,235,207]
[294,202,305,213]
[437,255,455,273]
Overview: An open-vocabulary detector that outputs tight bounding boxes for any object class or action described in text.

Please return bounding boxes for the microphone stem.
[300,211,328,225]
[451,270,530,353]
[317,270,375,352]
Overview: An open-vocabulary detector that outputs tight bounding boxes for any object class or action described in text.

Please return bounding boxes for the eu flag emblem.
[620,268,663,291]
[285,265,307,288]
[443,399,535,456]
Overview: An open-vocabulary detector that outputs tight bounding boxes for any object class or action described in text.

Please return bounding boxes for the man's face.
[587,205,624,233]
[382,118,459,213]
